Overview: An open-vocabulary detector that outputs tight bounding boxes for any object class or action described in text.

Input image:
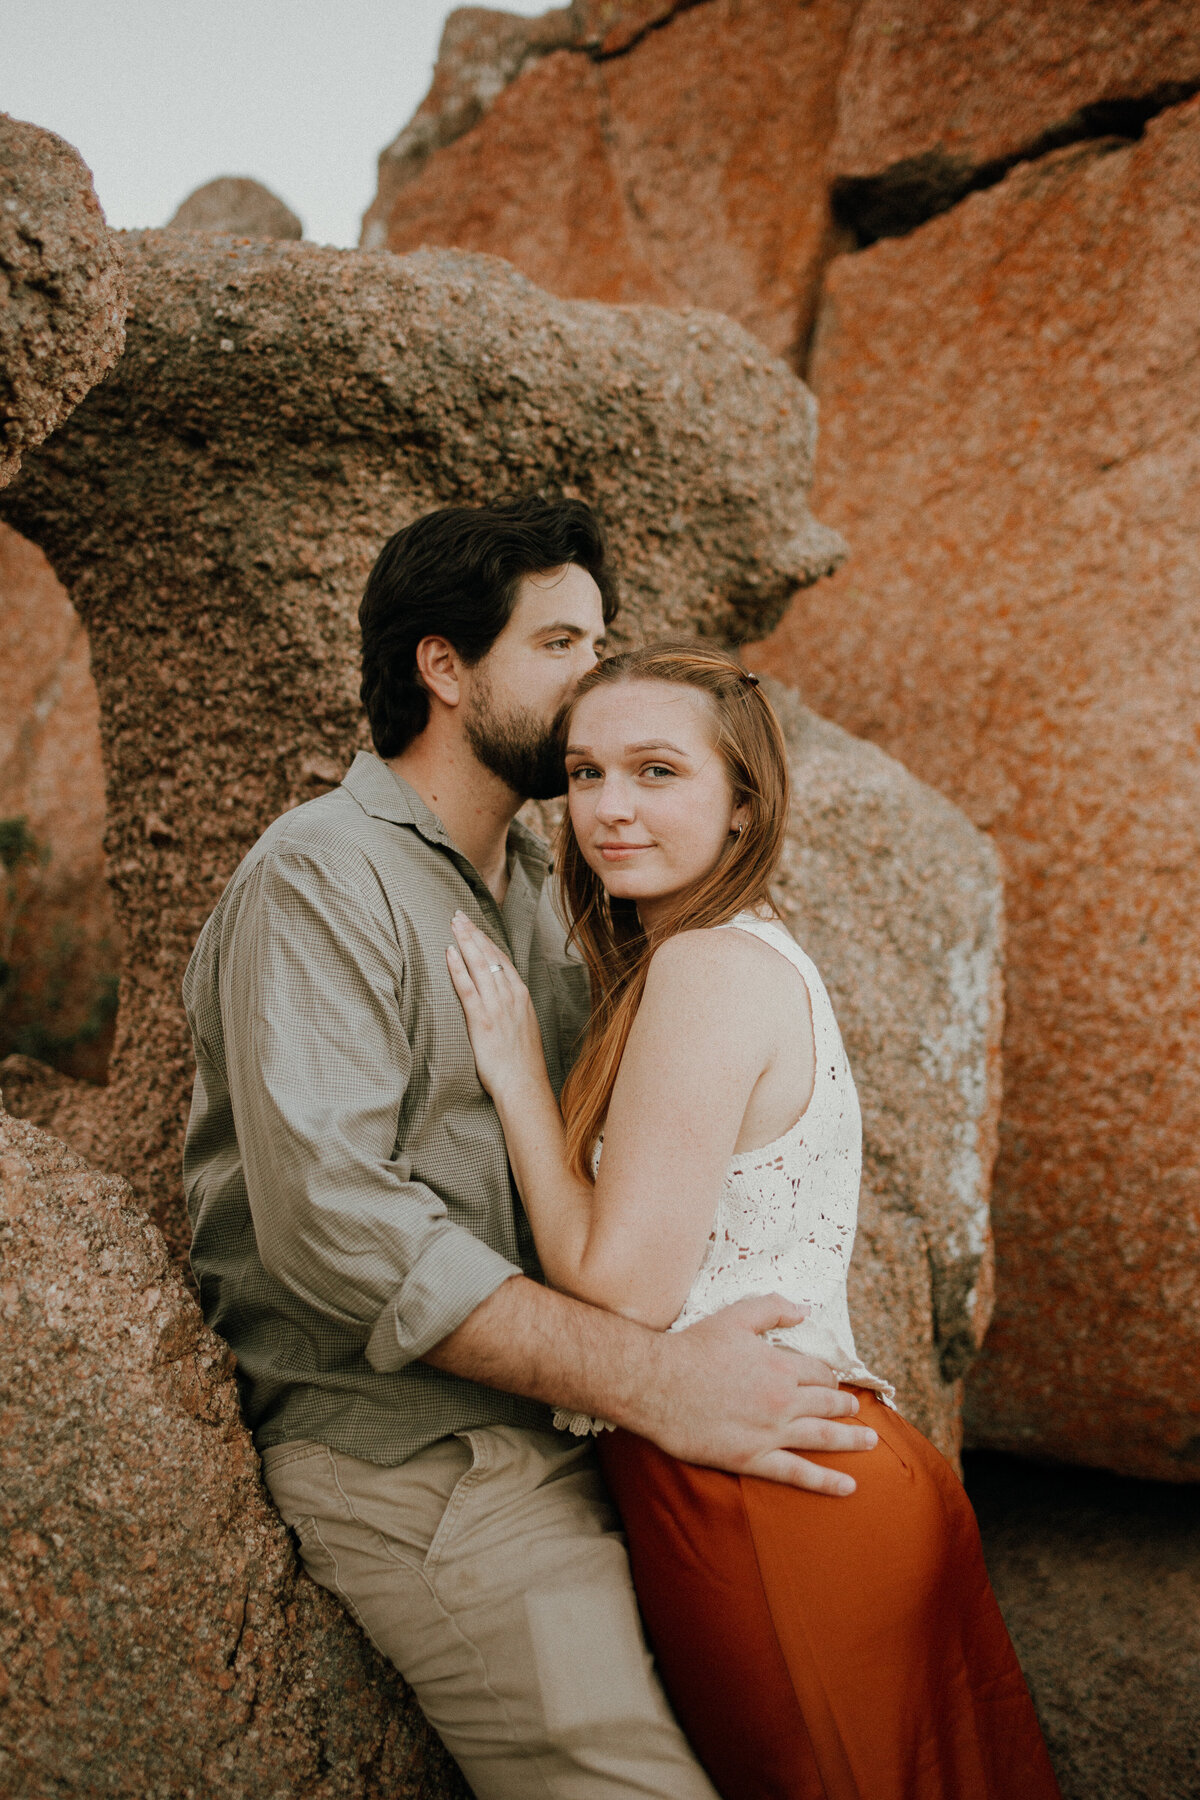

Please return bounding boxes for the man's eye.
[546,637,571,651]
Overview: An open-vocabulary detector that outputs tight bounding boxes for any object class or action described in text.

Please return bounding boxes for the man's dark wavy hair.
[359,495,620,759]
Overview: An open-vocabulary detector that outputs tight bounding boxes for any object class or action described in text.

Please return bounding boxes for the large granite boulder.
[0,1100,464,1800]
[831,0,1200,239]
[0,231,842,1269]
[365,0,858,364]
[0,114,126,489]
[0,216,1005,1792]
[363,0,1199,362]
[752,97,1200,1481]
[167,176,303,239]
[769,685,1002,1460]
[361,5,577,250]
[0,225,1007,1457]
[0,523,119,1081]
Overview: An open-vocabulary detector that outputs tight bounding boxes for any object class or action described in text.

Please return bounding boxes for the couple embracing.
[183,497,1058,1799]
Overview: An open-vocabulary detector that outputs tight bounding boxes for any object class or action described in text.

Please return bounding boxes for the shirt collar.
[340,750,551,882]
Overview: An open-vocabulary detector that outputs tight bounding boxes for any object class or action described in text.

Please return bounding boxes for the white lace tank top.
[554,911,894,1435]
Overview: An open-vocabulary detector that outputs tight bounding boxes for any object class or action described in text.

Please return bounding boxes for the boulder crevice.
[833,76,1200,246]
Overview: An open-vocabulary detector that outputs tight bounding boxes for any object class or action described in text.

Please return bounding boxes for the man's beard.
[464,676,568,802]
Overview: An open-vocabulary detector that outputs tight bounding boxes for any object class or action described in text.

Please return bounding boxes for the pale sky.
[3,0,551,248]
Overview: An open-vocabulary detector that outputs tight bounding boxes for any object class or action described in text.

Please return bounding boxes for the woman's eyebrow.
[564,738,690,757]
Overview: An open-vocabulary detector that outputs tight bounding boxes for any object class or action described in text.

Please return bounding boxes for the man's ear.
[414,635,463,710]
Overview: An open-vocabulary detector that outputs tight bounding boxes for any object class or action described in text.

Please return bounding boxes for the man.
[183,496,874,1799]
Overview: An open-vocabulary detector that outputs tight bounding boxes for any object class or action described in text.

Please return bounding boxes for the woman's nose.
[594,779,635,823]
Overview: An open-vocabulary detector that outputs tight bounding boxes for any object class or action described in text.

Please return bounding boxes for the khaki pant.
[262,1425,718,1800]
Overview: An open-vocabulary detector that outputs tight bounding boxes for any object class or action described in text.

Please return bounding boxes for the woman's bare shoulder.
[644,923,792,1007]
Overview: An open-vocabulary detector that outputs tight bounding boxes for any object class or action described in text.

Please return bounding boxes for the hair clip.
[739,669,761,687]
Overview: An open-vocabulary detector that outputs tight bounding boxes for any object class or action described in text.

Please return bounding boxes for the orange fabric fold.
[599,1390,1061,1800]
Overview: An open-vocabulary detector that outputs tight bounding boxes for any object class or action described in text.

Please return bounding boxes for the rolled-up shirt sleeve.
[220,847,521,1371]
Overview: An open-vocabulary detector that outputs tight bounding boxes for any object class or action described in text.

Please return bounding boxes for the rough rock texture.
[832,0,1200,239]
[967,1452,1200,1800]
[0,1053,108,1167]
[368,0,858,364]
[0,231,843,1269]
[0,523,119,1080]
[769,684,1003,1460]
[360,1,713,250]
[570,0,694,56]
[366,0,1200,356]
[361,6,575,250]
[167,176,304,240]
[0,114,126,488]
[751,100,1200,1481]
[0,1102,466,1800]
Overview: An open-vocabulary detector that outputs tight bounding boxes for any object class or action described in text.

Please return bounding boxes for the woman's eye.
[568,765,601,782]
[642,764,675,779]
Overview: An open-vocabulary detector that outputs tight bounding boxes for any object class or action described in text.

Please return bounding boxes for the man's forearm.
[420,1275,878,1503]
[423,1275,656,1428]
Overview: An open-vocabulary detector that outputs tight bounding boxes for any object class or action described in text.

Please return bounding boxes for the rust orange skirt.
[598,1390,1060,1800]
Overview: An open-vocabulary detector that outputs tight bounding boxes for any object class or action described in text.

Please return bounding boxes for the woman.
[446,642,1060,1800]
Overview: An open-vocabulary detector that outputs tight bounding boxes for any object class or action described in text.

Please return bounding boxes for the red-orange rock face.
[834,0,1200,179]
[368,1,1199,358]
[572,1,691,56]
[373,0,858,363]
[0,524,118,1082]
[360,5,578,253]
[831,0,1200,241]
[751,100,1200,1481]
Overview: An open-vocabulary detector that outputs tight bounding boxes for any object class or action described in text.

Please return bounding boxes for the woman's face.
[564,678,747,928]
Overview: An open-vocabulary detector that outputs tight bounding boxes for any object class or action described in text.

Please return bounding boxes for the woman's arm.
[448,913,788,1328]
[446,912,600,1287]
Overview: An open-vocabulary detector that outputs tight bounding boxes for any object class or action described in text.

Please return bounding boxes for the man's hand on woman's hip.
[634,1294,876,1497]
[427,1280,875,1498]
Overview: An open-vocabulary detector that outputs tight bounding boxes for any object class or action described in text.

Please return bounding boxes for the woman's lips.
[597,842,654,861]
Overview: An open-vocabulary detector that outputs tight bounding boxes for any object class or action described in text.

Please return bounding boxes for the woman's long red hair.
[556,641,791,1179]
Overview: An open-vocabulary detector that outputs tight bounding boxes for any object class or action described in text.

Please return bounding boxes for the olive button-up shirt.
[182,751,589,1464]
